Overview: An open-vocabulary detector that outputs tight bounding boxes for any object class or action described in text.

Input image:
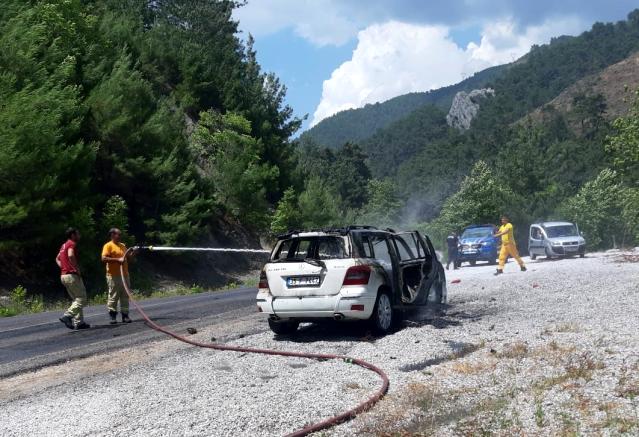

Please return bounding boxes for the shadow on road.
[273,302,492,344]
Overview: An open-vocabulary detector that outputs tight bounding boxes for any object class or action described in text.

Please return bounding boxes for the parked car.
[456,224,500,267]
[256,226,446,335]
[528,221,586,259]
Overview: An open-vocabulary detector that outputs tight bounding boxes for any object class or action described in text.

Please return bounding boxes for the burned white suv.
[256,226,446,335]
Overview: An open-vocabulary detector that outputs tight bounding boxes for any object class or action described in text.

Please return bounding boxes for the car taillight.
[342,265,371,286]
[258,270,269,289]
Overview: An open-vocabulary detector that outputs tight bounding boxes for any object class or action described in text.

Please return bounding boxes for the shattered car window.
[272,237,347,261]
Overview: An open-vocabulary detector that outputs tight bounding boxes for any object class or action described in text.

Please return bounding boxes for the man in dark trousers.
[56,228,90,330]
[446,231,459,270]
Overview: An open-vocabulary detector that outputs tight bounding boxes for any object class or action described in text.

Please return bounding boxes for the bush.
[101,195,131,243]
[0,285,45,316]
[357,179,403,228]
[560,169,626,248]
[423,161,519,249]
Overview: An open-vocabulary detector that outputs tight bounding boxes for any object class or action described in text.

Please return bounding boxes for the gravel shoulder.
[1,252,638,436]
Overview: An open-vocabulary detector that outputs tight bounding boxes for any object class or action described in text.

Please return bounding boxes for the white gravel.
[1,252,638,436]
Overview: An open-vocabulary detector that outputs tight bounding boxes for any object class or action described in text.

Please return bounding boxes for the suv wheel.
[268,319,299,335]
[371,292,393,335]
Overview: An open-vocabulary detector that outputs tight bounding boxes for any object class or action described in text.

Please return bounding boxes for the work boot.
[494,269,503,276]
[59,315,74,330]
[109,310,118,324]
[75,321,91,330]
[520,266,527,272]
[121,313,132,323]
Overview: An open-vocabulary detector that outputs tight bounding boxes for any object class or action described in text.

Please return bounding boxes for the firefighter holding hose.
[102,228,135,324]
[494,215,526,275]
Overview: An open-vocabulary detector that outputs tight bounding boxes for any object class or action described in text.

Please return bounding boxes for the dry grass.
[616,364,639,399]
[497,341,529,359]
[343,381,362,390]
[450,358,497,375]
[534,352,604,391]
[601,415,639,433]
[555,323,580,333]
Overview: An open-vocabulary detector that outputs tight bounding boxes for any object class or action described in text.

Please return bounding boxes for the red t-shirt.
[58,240,78,275]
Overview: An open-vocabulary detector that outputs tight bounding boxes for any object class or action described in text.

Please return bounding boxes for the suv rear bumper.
[256,287,376,320]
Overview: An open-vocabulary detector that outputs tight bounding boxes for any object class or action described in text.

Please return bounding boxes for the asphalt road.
[0,288,256,377]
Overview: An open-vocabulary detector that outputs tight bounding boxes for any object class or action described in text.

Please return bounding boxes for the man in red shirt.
[56,228,90,330]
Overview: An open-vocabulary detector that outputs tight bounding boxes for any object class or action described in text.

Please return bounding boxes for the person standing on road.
[493,215,526,275]
[56,228,90,330]
[101,228,134,324]
[446,231,459,270]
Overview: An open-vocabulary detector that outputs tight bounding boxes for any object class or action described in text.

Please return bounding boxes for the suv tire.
[370,291,394,335]
[268,319,299,335]
[530,253,537,260]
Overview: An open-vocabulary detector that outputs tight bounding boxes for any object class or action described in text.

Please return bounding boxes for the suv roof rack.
[277,225,382,240]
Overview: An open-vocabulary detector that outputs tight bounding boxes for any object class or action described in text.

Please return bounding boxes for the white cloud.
[467,16,585,65]
[311,17,586,125]
[233,0,360,46]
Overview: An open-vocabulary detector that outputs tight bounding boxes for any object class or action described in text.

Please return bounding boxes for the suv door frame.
[391,231,436,305]
[355,231,402,305]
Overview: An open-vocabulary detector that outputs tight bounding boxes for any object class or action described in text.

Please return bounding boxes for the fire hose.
[120,246,389,437]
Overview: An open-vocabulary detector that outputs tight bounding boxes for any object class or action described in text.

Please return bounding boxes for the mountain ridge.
[300,64,507,148]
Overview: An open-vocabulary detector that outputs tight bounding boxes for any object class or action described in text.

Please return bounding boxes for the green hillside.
[280,10,639,252]
[299,64,506,149]
[363,10,639,191]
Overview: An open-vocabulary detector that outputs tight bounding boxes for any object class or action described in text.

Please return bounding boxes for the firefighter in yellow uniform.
[101,228,134,324]
[493,215,526,275]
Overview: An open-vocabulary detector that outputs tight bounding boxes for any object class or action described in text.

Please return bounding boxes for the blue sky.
[233,1,636,133]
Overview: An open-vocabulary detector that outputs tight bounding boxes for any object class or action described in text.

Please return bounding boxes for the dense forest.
[289,10,639,251]
[0,0,305,288]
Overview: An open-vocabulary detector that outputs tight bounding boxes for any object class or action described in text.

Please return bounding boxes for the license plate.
[463,250,477,254]
[565,246,577,252]
[287,276,321,287]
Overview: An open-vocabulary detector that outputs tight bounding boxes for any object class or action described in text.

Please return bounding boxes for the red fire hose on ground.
[120,246,389,437]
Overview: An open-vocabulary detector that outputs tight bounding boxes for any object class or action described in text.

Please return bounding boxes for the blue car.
[456,224,499,267]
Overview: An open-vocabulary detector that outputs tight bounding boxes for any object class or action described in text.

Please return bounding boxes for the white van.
[528,221,586,259]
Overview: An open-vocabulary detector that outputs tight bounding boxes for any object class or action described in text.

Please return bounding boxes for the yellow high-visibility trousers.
[498,243,525,270]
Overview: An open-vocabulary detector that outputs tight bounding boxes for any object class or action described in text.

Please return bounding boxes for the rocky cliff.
[446,88,495,130]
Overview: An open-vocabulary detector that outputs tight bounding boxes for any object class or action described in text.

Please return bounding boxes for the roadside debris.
[618,253,639,263]
[532,283,540,288]
[451,279,461,284]
[186,327,197,335]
